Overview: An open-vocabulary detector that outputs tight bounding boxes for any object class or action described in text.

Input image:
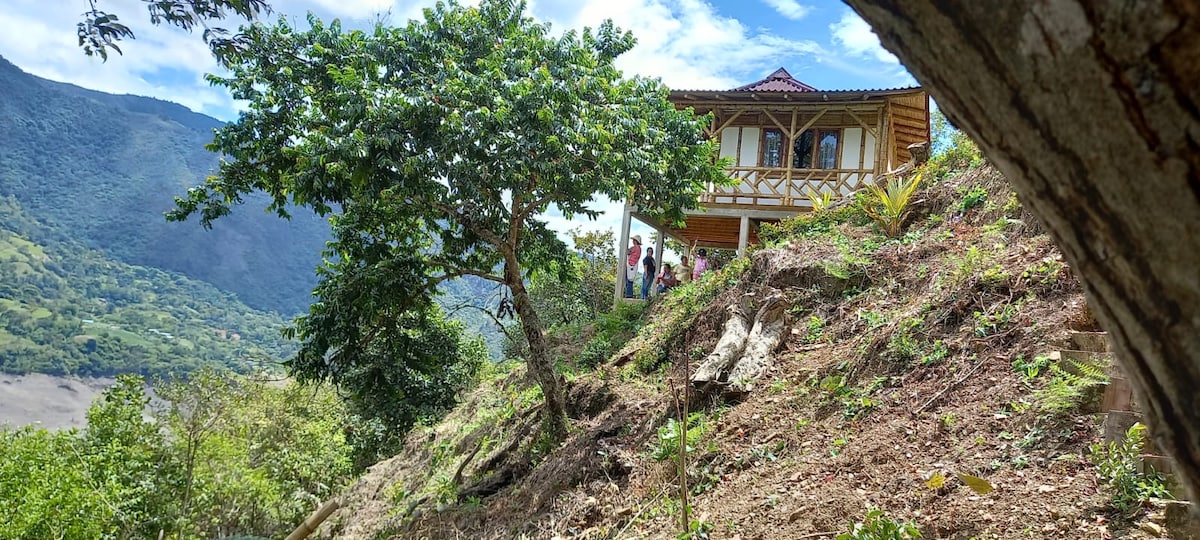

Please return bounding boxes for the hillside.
[0,56,505,356]
[0,55,328,316]
[0,195,295,377]
[313,162,1194,539]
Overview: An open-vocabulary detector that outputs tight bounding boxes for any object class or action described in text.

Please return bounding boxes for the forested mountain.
[0,196,295,376]
[0,55,327,315]
[0,55,506,360]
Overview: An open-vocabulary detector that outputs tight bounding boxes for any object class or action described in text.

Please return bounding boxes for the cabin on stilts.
[615,68,931,304]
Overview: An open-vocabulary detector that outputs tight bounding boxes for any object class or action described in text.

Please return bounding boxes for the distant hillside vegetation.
[0,196,295,376]
[0,56,327,315]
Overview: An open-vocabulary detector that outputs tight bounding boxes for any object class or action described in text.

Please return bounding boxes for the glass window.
[792,130,814,169]
[817,130,840,169]
[762,129,784,167]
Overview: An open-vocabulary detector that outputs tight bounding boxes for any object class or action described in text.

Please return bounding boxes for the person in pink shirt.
[625,235,642,298]
[692,248,709,281]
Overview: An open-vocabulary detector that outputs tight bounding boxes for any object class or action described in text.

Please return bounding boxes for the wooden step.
[1104,410,1143,444]
[1161,500,1199,537]
[1139,455,1190,500]
[1069,331,1110,353]
[1101,376,1138,413]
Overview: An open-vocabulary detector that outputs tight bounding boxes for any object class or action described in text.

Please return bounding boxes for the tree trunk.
[691,303,751,387]
[504,257,568,441]
[726,291,788,394]
[845,0,1200,501]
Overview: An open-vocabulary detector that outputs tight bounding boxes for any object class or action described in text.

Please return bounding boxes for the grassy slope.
[317,163,1167,539]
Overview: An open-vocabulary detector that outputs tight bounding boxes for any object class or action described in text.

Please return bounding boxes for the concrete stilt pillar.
[614,203,633,306]
[737,215,750,257]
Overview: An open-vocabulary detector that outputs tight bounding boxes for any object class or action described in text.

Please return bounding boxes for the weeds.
[837,509,922,540]
[759,204,869,243]
[957,185,988,212]
[1090,423,1172,515]
[802,315,825,344]
[1011,354,1052,381]
[887,318,923,362]
[652,412,709,463]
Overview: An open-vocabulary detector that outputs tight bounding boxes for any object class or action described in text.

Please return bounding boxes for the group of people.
[623,234,711,300]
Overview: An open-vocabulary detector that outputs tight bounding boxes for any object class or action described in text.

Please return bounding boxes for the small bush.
[956,185,988,212]
[577,301,647,369]
[652,412,709,463]
[759,204,869,243]
[1090,423,1172,515]
[837,509,921,540]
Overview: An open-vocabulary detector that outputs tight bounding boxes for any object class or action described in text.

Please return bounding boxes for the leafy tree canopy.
[77,0,271,62]
[170,0,728,439]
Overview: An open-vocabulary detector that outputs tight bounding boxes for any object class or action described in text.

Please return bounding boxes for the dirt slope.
[318,164,1185,539]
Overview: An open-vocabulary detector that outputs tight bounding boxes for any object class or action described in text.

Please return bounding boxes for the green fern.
[1035,358,1108,413]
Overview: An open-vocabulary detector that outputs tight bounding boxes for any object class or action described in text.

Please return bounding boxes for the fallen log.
[690,302,750,387]
[726,292,788,394]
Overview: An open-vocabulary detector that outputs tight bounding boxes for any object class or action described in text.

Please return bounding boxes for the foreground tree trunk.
[505,258,568,441]
[845,0,1200,501]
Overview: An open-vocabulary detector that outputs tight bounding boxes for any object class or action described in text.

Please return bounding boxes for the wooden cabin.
[615,68,930,302]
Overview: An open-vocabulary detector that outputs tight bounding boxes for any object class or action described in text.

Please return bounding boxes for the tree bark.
[505,256,568,441]
[845,0,1200,501]
[726,291,788,394]
[691,303,751,387]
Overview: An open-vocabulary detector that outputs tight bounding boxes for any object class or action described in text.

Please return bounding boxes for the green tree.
[77,0,272,62]
[170,0,727,440]
[571,228,618,319]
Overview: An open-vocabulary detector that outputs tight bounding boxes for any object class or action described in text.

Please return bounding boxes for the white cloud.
[0,0,236,117]
[530,0,823,90]
[830,9,898,65]
[760,0,811,21]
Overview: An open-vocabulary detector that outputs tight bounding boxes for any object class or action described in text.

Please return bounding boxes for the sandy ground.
[0,373,114,430]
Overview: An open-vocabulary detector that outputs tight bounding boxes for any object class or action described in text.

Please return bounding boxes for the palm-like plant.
[862,171,923,237]
[805,187,835,213]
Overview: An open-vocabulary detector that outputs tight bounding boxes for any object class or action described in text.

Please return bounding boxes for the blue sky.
[1,0,914,260]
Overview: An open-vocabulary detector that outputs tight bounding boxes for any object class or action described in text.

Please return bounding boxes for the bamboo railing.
[702,167,874,207]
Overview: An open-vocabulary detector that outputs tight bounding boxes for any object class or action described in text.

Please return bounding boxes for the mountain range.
[0,55,328,316]
[0,56,504,373]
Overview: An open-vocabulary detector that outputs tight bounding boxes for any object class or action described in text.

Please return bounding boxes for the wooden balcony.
[701,166,873,209]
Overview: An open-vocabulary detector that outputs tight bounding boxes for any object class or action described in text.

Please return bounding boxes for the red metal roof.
[729,67,817,93]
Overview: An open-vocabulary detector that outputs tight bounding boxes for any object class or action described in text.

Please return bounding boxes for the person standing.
[641,247,656,299]
[676,255,693,285]
[625,235,642,298]
[692,248,710,281]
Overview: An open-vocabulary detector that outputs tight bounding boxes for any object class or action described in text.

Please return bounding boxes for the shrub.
[759,204,869,243]
[1090,423,1172,515]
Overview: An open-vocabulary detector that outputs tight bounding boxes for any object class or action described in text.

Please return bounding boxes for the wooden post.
[653,228,665,297]
[614,203,633,306]
[786,109,797,204]
[284,499,340,540]
[737,215,750,258]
